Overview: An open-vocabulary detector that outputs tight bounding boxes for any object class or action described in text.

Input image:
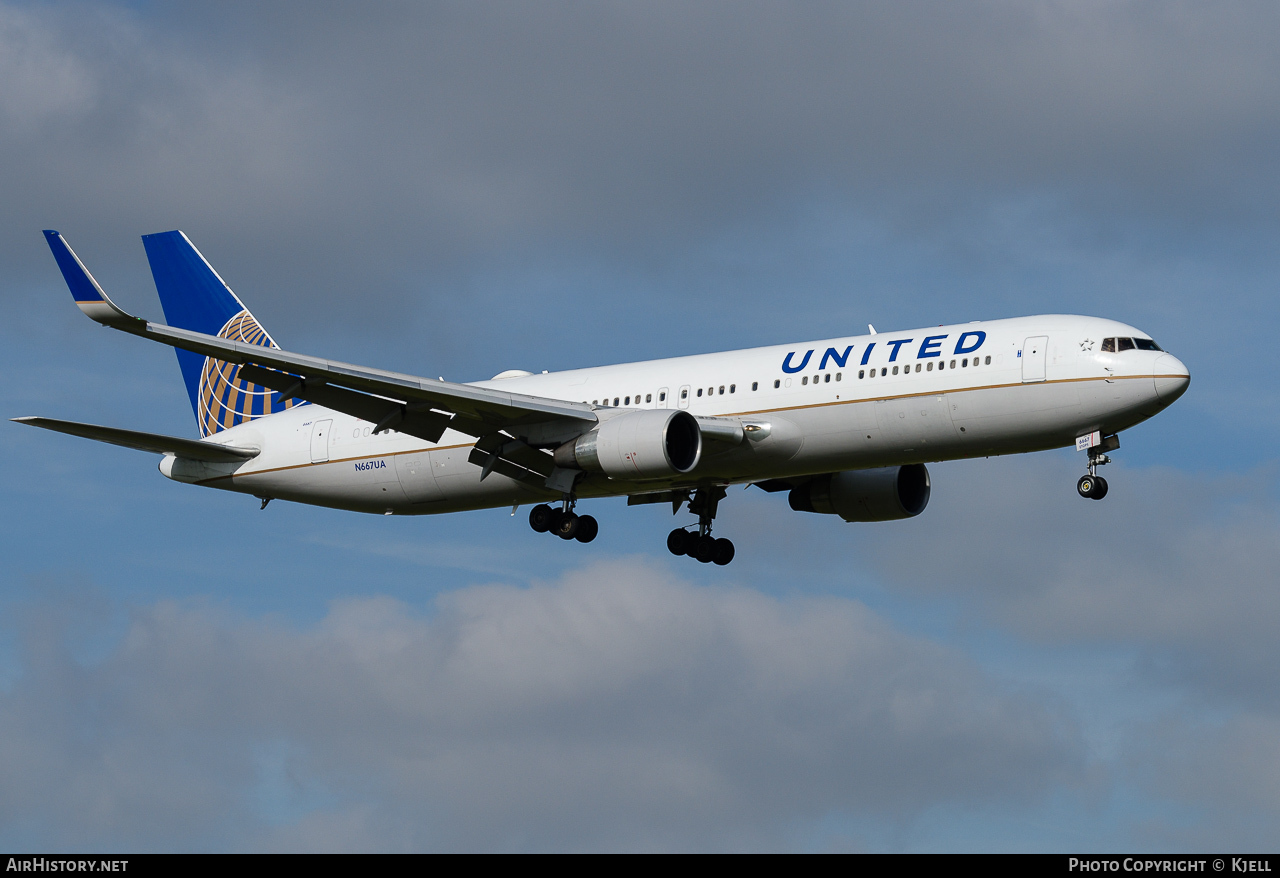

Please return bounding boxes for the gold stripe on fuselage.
[196,372,1167,485]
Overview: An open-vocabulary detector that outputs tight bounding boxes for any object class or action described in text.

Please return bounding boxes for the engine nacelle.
[788,464,930,522]
[554,409,702,480]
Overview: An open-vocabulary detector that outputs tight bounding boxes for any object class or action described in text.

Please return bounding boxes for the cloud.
[1125,711,1280,848]
[3,2,1279,315]
[797,455,1280,708]
[0,561,1077,851]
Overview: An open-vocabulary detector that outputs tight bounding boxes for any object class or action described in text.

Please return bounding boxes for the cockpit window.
[1133,338,1162,351]
[1117,337,1136,352]
[1101,338,1115,352]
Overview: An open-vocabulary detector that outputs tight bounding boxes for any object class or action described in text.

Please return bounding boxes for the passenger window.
[1117,337,1136,352]
[892,366,898,375]
[680,389,687,399]
[697,388,703,397]
[858,370,864,379]
[802,376,808,385]
[752,382,758,391]
[719,385,725,395]
[1101,338,1115,352]
[625,396,630,405]
[730,384,736,393]
[881,368,887,376]
[592,399,598,405]
[774,379,780,388]
[927,362,933,371]
[836,372,842,381]
[613,397,619,406]
[660,391,667,401]
[914,364,921,373]
[949,360,956,369]
[984,355,991,364]
[962,358,967,367]
[646,393,652,403]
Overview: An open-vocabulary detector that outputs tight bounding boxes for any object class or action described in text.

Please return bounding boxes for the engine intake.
[788,464,930,522]
[554,409,702,480]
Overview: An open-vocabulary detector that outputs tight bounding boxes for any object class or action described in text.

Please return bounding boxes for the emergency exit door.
[1022,336,1048,383]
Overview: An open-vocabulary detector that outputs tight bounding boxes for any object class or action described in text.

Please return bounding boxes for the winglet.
[42,230,145,330]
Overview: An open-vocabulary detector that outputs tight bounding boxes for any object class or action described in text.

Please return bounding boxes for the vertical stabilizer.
[142,231,301,436]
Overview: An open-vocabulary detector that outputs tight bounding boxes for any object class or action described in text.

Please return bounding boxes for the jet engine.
[554,409,702,480]
[788,464,930,522]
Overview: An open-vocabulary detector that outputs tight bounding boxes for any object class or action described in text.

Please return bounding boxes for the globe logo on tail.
[197,310,301,437]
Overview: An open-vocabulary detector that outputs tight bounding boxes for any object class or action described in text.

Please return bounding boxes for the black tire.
[575,514,599,543]
[547,508,565,534]
[555,512,580,540]
[667,528,690,556]
[1093,476,1108,500]
[694,535,717,564]
[529,504,554,533]
[712,538,735,566]
[1076,475,1095,499]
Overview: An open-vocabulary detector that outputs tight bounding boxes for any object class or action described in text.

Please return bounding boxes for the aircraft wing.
[43,231,598,471]
[12,416,259,463]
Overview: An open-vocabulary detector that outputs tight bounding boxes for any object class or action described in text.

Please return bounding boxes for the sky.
[1,0,1278,852]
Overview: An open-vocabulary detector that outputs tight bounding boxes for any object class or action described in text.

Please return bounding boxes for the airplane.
[16,230,1190,566]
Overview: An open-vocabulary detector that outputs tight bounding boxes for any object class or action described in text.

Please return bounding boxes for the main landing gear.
[529,496,598,543]
[1077,438,1116,501]
[667,486,735,566]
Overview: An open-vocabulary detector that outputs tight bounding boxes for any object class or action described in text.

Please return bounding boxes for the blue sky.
[1,0,1278,851]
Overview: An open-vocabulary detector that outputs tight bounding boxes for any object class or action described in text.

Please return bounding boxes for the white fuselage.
[161,314,1190,514]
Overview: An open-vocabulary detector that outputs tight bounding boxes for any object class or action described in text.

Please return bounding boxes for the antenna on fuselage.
[868,324,877,335]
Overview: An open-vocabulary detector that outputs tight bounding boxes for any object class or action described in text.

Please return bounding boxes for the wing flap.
[12,417,259,462]
[237,364,452,444]
[147,323,591,428]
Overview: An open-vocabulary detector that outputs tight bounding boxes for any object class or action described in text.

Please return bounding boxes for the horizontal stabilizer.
[11,417,258,462]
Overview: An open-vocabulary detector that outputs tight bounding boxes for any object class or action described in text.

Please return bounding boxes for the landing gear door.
[309,419,332,463]
[1022,336,1048,383]
[395,453,443,503]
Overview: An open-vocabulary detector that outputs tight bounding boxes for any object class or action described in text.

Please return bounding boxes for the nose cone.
[1153,354,1190,403]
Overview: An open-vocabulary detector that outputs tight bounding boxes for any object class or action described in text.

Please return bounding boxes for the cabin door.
[309,419,332,463]
[1021,336,1048,383]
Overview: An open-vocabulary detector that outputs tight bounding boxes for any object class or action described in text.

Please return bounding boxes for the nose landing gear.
[666,486,735,565]
[1076,473,1108,500]
[529,495,598,543]
[1077,435,1117,500]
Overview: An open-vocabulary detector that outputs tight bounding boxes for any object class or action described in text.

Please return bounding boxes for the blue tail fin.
[142,230,301,437]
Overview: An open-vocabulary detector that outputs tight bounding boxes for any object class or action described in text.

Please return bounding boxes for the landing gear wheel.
[529,504,554,533]
[555,512,580,540]
[1092,476,1108,500]
[574,514,599,543]
[667,528,692,556]
[694,535,717,564]
[712,538,735,566]
[1077,475,1096,499]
